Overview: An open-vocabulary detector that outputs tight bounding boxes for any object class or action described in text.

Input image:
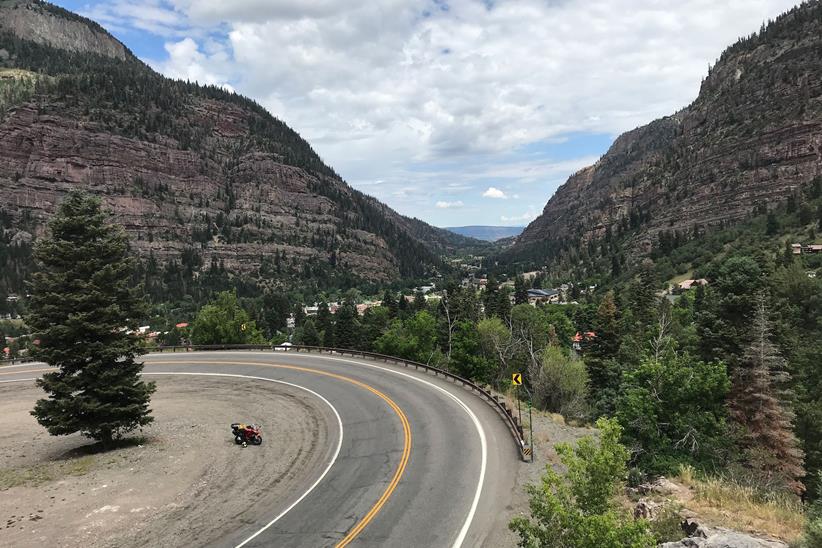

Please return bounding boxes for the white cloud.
[152,37,235,90]
[84,0,798,224]
[482,187,508,199]
[436,200,464,209]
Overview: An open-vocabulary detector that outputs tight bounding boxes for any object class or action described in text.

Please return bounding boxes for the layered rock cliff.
[507,1,822,267]
[0,1,478,297]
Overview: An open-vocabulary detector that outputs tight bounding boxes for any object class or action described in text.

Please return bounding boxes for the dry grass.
[0,456,95,490]
[0,68,39,81]
[667,271,695,286]
[675,465,806,542]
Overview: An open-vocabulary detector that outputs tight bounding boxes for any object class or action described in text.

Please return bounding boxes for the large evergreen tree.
[316,301,334,346]
[333,300,360,349]
[586,291,622,416]
[27,192,155,445]
[729,295,805,494]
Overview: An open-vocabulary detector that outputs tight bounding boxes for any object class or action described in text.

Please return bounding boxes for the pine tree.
[293,302,306,327]
[483,276,503,318]
[627,259,657,332]
[514,275,528,305]
[333,301,359,349]
[299,318,321,346]
[381,290,398,318]
[729,295,805,494]
[413,290,426,311]
[27,193,155,445]
[766,212,780,235]
[316,301,334,346]
[398,293,409,317]
[586,291,622,416]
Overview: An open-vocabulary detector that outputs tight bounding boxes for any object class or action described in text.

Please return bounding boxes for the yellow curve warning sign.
[512,372,522,386]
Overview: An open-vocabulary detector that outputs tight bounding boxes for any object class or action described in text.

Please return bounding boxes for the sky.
[54,0,799,227]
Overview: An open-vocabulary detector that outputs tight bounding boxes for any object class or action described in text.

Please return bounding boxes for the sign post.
[512,373,523,443]
[528,398,534,463]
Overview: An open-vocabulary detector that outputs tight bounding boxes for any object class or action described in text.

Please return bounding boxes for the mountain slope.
[0,1,466,298]
[503,1,822,271]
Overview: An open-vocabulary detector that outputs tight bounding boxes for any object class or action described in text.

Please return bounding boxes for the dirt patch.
[0,376,332,547]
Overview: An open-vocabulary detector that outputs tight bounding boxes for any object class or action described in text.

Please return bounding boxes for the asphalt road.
[0,351,521,547]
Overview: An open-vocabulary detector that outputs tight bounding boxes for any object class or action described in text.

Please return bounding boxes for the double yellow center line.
[2,361,412,546]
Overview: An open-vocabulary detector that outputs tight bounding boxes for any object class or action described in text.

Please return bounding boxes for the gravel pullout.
[0,376,333,548]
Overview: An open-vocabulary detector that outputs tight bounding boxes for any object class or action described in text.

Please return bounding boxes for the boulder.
[633,498,661,520]
[661,529,788,548]
[637,476,684,496]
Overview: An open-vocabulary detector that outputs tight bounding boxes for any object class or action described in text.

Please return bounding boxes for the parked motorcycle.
[231,423,262,446]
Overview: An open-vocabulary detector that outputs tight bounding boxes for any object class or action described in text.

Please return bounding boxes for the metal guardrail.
[1,344,531,461]
[0,357,36,366]
[154,344,531,461]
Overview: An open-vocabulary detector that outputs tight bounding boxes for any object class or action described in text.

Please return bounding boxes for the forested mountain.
[501,1,822,277]
[0,0,476,302]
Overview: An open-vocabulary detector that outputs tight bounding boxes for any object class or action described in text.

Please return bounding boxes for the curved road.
[0,351,521,547]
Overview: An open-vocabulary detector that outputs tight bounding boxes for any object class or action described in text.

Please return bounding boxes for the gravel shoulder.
[0,375,333,548]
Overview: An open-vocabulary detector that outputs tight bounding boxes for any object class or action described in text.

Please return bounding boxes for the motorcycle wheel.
[252,435,262,445]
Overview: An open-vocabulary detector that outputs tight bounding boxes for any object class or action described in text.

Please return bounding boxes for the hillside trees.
[27,192,155,444]
[770,262,822,499]
[190,291,265,345]
[374,310,440,364]
[615,352,730,474]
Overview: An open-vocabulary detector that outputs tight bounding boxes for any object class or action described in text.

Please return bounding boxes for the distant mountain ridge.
[445,225,524,242]
[502,1,822,272]
[0,1,479,299]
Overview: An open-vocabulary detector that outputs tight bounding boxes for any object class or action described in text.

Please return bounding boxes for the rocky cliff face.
[0,2,475,296]
[509,1,822,266]
[0,0,130,60]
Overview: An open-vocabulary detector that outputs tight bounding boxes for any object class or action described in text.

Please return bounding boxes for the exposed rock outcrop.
[507,2,822,266]
[0,0,130,60]
[0,1,480,295]
[660,529,789,548]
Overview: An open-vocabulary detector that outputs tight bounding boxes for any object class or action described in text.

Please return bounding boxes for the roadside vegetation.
[510,419,655,548]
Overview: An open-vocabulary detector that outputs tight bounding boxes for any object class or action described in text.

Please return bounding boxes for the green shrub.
[800,474,822,548]
[531,345,589,420]
[615,353,730,474]
[509,418,655,548]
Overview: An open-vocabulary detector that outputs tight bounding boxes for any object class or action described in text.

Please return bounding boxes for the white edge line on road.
[0,371,344,548]
[317,356,488,548]
[149,351,489,548]
[0,361,47,369]
[145,372,344,548]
